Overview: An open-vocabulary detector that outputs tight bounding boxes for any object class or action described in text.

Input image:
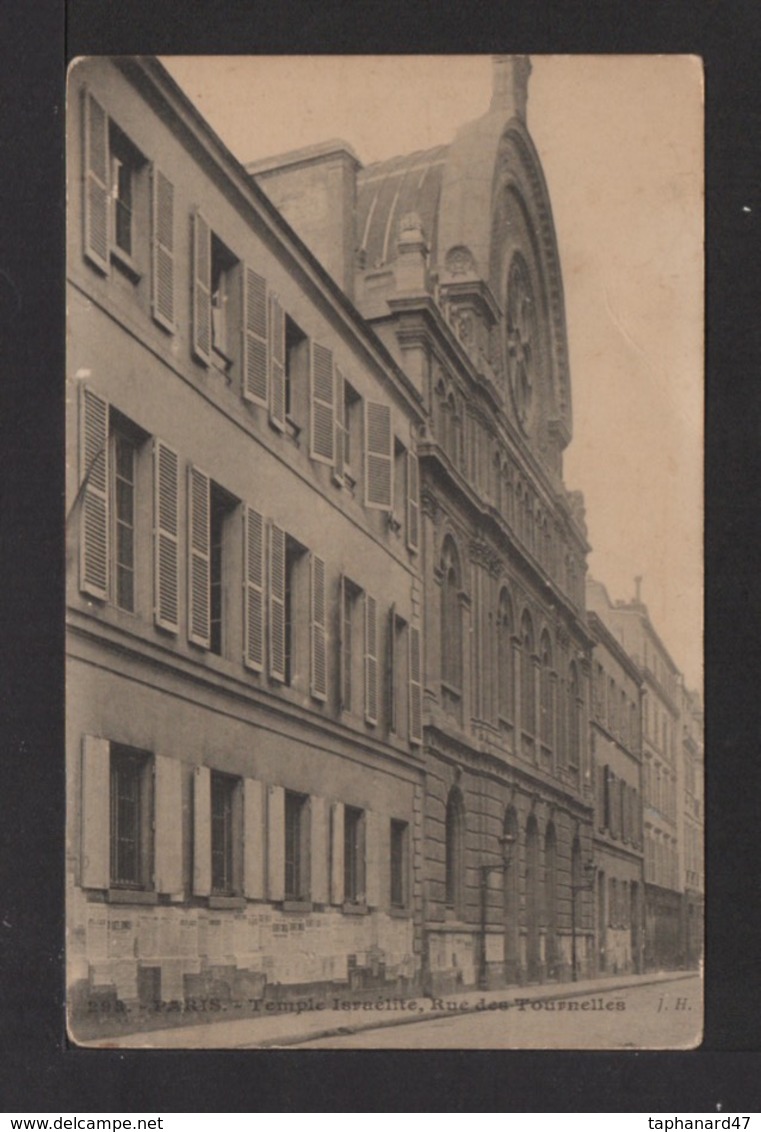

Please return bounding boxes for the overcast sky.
[161,55,703,688]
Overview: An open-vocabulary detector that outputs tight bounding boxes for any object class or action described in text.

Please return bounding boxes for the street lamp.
[478,832,516,990]
[570,859,597,982]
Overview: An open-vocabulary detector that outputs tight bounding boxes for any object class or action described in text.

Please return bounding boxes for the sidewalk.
[83,969,697,1049]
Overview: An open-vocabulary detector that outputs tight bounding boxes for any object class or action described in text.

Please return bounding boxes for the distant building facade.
[588,613,645,975]
[587,579,686,970]
[680,685,704,967]
[67,57,427,1033]
[252,55,596,991]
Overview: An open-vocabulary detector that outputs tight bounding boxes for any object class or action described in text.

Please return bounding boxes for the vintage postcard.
[66,54,703,1049]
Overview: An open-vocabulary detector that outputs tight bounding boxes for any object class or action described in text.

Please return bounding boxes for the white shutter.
[153,439,180,632]
[268,523,286,681]
[81,735,110,889]
[82,89,110,273]
[407,450,420,552]
[243,505,265,672]
[310,796,329,904]
[188,465,211,648]
[267,785,285,901]
[364,593,378,725]
[310,553,327,701]
[365,401,393,510]
[243,778,265,900]
[242,265,268,406]
[334,367,346,481]
[154,755,183,895]
[409,624,423,745]
[192,209,211,364]
[151,168,175,331]
[310,342,335,464]
[192,766,211,896]
[269,295,286,430]
[79,385,109,600]
[365,809,383,908]
[387,605,397,733]
[330,802,345,905]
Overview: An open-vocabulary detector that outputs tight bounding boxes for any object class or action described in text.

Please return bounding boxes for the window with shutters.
[391,438,407,534]
[210,772,242,897]
[210,235,239,371]
[284,790,310,901]
[339,576,362,714]
[284,316,309,433]
[111,428,137,613]
[188,471,238,656]
[387,609,408,739]
[390,820,409,909]
[409,623,423,746]
[310,341,335,466]
[364,592,379,726]
[109,123,146,278]
[110,745,153,890]
[339,379,361,488]
[343,806,365,905]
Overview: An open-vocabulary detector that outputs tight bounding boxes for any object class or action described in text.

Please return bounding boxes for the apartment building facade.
[588,613,645,975]
[587,579,684,970]
[66,57,427,1033]
[250,56,596,991]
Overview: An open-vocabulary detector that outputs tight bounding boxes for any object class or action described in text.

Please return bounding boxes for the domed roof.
[356,144,449,269]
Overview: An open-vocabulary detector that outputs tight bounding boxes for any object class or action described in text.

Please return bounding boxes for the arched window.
[520,610,536,737]
[440,539,463,697]
[497,588,514,726]
[568,662,581,767]
[503,807,519,976]
[539,631,553,753]
[444,786,465,915]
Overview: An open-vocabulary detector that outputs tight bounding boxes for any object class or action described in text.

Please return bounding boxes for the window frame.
[109,744,153,892]
[284,790,310,902]
[390,819,409,909]
[343,805,366,906]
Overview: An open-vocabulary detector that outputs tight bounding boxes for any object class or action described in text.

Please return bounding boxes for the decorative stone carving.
[445,245,476,277]
[420,486,439,522]
[469,539,502,576]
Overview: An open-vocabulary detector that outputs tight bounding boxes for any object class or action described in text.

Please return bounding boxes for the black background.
[2,0,760,1112]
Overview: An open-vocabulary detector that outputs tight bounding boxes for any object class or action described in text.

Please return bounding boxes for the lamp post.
[570,859,597,982]
[478,832,516,990]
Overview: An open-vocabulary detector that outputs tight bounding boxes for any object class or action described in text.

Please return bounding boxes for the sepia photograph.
[65,53,703,1050]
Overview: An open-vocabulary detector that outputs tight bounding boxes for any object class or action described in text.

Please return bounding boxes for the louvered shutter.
[365,809,383,908]
[154,755,183,895]
[188,466,211,648]
[310,553,327,701]
[365,401,393,509]
[334,367,346,481]
[243,505,264,671]
[151,168,175,331]
[310,796,329,904]
[387,605,396,733]
[242,266,268,406]
[330,803,345,905]
[243,778,265,899]
[364,593,378,725]
[153,439,180,632]
[406,450,420,552]
[81,736,110,889]
[192,210,211,364]
[82,89,110,273]
[267,785,285,901]
[338,574,347,712]
[268,523,286,681]
[192,766,211,896]
[310,342,335,464]
[79,385,109,600]
[269,295,286,430]
[409,624,423,744]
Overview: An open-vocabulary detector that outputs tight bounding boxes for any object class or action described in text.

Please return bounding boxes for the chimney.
[395,212,429,294]
[634,575,643,603]
[490,55,532,121]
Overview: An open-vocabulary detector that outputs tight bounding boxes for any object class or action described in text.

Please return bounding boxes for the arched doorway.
[544,823,558,977]
[502,807,519,983]
[525,816,540,980]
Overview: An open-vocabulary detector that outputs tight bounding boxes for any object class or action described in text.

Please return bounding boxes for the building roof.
[356,145,449,270]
